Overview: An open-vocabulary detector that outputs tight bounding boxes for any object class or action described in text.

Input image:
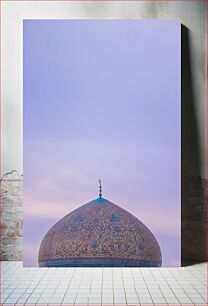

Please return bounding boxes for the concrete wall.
[0,1,207,265]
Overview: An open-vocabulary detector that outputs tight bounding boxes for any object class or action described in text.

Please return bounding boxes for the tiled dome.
[38,197,162,267]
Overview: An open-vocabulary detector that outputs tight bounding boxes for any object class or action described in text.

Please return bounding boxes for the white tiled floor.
[0,262,207,305]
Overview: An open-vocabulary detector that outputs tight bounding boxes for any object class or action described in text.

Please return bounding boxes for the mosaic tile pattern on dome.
[39,197,162,267]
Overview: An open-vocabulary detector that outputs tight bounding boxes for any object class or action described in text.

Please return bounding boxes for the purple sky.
[23,20,181,267]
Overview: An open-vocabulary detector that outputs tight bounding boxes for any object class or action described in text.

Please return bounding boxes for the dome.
[38,196,162,267]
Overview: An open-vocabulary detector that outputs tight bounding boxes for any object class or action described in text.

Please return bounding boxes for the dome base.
[39,257,161,267]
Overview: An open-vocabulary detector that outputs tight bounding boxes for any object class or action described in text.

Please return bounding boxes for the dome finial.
[99,179,102,198]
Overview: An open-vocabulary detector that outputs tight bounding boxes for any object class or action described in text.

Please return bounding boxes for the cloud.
[23,138,180,255]
[23,242,39,267]
[133,208,180,238]
[24,194,76,220]
[24,138,180,213]
[24,191,180,239]
[170,259,181,267]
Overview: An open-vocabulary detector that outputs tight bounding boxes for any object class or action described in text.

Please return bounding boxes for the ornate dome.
[38,196,162,267]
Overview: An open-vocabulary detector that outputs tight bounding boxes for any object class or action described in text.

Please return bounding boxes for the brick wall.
[182,175,208,265]
[0,170,23,260]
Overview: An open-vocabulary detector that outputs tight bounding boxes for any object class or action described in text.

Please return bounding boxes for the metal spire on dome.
[99,179,102,198]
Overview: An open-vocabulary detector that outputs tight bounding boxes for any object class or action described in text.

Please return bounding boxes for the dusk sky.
[23,20,181,267]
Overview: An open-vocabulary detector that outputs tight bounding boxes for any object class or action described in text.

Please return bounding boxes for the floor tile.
[0,261,208,306]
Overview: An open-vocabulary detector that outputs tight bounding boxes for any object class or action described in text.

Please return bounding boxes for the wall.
[0,171,23,260]
[0,0,207,265]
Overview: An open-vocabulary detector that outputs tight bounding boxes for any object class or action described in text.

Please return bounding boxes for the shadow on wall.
[181,25,208,265]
